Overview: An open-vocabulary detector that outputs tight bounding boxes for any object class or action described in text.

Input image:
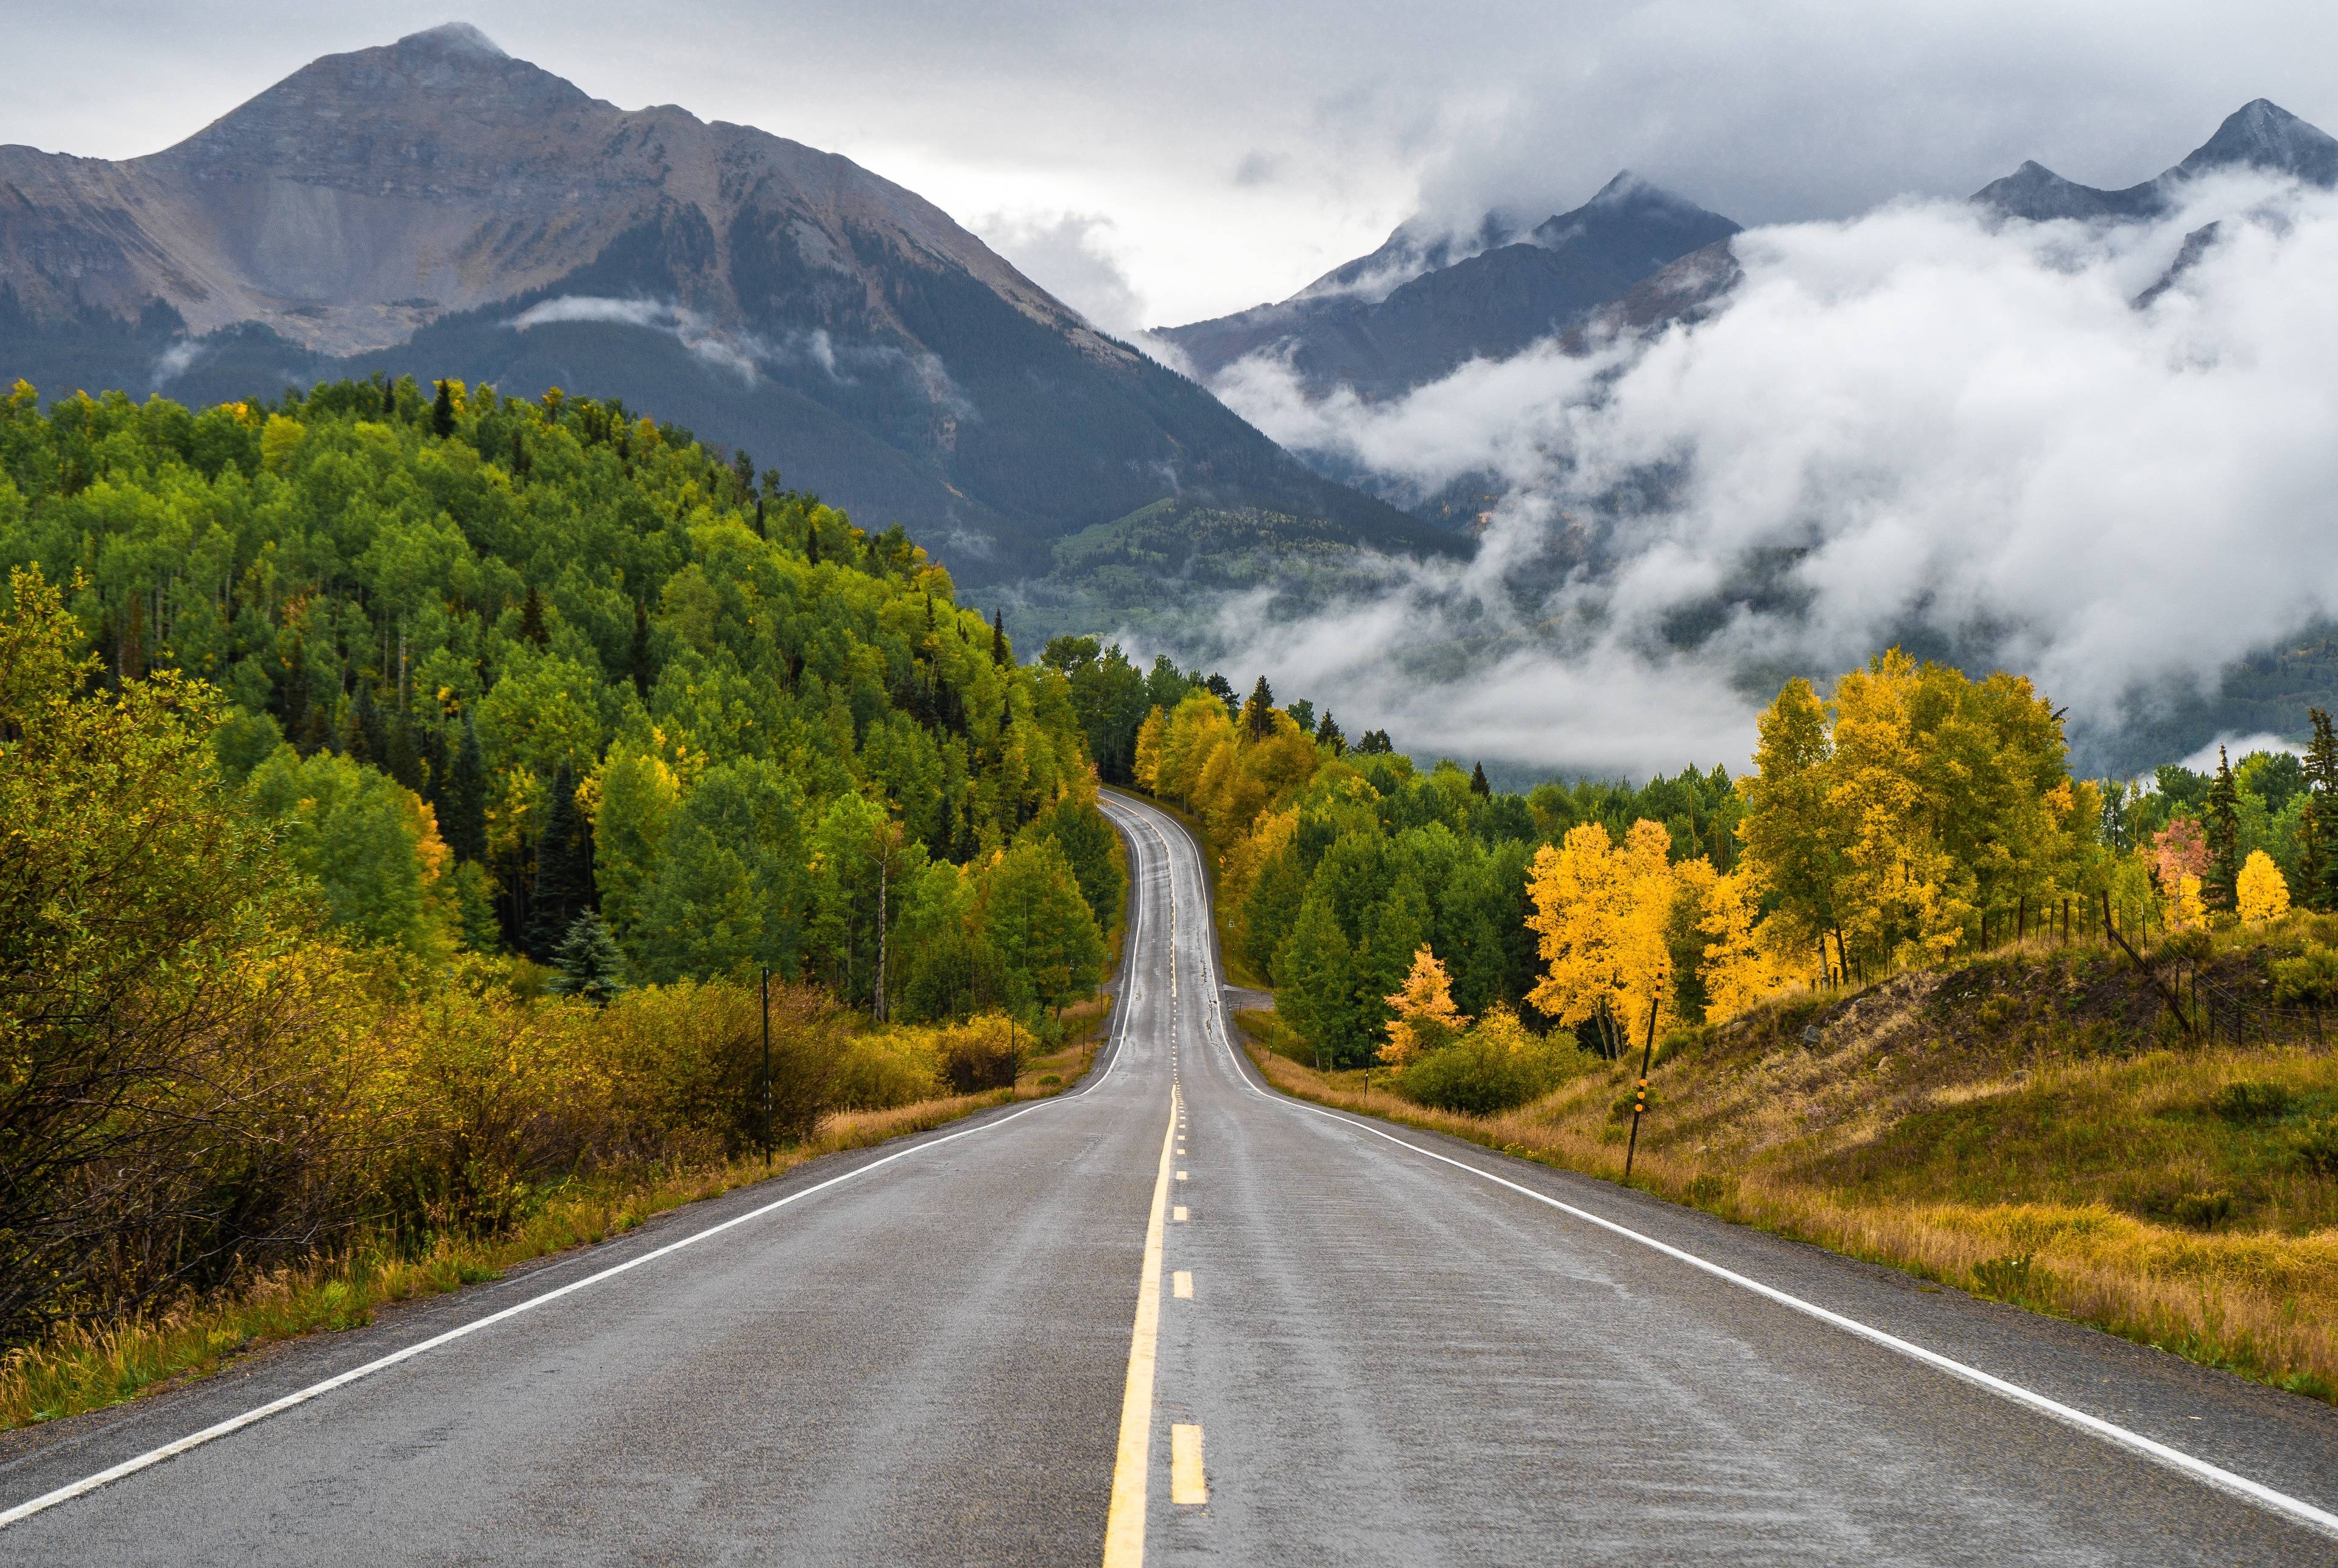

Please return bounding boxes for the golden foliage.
[1380,945,1470,1066]
[2237,851,2291,925]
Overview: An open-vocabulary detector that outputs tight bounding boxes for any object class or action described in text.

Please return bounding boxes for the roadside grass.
[0,1041,1097,1434]
[1235,933,2338,1407]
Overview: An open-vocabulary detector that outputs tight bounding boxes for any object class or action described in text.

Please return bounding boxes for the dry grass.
[1237,950,2338,1406]
[0,1058,1094,1434]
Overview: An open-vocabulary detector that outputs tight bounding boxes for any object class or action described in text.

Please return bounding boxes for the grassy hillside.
[1242,920,2338,1402]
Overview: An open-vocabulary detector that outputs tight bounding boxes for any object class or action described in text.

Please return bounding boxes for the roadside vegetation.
[0,379,1130,1429]
[1112,642,2338,1402]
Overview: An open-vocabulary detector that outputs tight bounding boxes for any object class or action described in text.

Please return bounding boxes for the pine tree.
[527,761,595,961]
[345,681,381,765]
[991,609,1010,667]
[629,600,652,699]
[1241,676,1276,741]
[2205,745,2241,910]
[430,379,455,438]
[383,703,423,792]
[445,711,488,864]
[519,585,548,648]
[805,518,820,565]
[1316,713,1346,755]
[548,911,628,1004]
[1470,761,1491,797]
[2303,708,2338,911]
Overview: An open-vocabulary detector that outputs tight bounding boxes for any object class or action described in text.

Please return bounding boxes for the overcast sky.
[6,2,2336,330]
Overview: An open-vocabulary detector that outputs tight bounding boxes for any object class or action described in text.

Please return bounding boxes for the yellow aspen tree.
[1529,819,1679,1050]
[2171,872,2207,930]
[1381,944,1470,1066]
[2237,850,2291,924]
[1132,707,1167,791]
[1698,867,1808,1020]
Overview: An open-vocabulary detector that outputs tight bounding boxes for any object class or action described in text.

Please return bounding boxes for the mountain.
[0,24,1453,582]
[1973,99,2338,222]
[1158,174,1739,401]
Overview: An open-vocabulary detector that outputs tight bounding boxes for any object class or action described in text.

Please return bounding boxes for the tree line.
[0,376,1126,1348]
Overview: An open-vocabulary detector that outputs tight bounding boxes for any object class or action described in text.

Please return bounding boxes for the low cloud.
[981,211,1147,337]
[510,296,762,382]
[506,296,976,418]
[148,338,205,388]
[1198,169,2338,779]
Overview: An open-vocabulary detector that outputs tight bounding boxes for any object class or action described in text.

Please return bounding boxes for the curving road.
[2,789,2337,1563]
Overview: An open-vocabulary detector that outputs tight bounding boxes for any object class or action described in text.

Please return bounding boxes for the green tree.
[547,911,628,1003]
[2206,745,2242,911]
[634,759,806,982]
[1025,796,1125,932]
[978,837,1106,1015]
[2302,708,2338,911]
[245,746,447,953]
[527,760,593,960]
[1279,890,1363,1067]
[444,710,488,864]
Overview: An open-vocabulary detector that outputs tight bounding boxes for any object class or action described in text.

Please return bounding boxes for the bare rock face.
[0,24,1103,360]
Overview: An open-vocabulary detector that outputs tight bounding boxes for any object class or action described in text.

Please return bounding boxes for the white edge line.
[1,824,1175,1532]
[1123,792,2338,1545]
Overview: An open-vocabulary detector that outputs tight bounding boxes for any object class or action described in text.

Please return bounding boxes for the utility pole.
[1623,968,1666,1181]
[760,965,773,1170]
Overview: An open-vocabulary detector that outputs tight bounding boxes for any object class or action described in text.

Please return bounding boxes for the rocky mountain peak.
[2174,98,2338,186]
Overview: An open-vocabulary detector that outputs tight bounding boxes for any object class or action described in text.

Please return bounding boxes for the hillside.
[0,26,1444,583]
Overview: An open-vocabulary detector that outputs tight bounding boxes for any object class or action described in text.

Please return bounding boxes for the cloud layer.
[1202,173,2338,779]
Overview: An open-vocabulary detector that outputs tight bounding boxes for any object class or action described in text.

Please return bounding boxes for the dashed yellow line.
[1173,1206,1188,1223]
[1171,1424,1208,1505]
[1101,1085,1181,1567]
[1173,1270,1194,1300]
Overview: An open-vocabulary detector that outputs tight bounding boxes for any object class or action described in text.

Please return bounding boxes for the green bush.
[1399,1028,1585,1116]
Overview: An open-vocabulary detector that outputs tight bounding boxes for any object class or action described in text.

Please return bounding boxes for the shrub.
[2210,1080,2294,1124]
[1398,1009,1586,1115]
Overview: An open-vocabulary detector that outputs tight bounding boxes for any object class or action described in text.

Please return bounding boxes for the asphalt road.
[4,790,2337,1564]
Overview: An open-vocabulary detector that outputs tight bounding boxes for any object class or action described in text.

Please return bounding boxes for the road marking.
[1113,790,2338,1548]
[1173,1271,1194,1300]
[1171,1424,1208,1505]
[1173,1206,1188,1223]
[1176,1171,1187,1181]
[1101,1084,1181,1567]
[0,1087,1084,1533]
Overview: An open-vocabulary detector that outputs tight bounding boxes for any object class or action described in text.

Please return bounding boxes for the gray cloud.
[980,211,1146,335]
[1202,170,2338,777]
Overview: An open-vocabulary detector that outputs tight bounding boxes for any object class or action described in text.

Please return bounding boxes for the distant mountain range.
[0,24,1450,583]
[1163,97,2338,424]
[1159,173,1741,401]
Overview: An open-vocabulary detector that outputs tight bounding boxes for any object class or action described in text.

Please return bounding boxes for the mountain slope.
[0,25,1449,581]
[1158,173,1739,400]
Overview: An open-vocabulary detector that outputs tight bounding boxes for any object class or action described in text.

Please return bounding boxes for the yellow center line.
[1171,1424,1208,1505]
[1176,1171,1187,1181]
[1173,1271,1193,1300]
[1102,1083,1181,1567]
[1173,1206,1188,1223]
